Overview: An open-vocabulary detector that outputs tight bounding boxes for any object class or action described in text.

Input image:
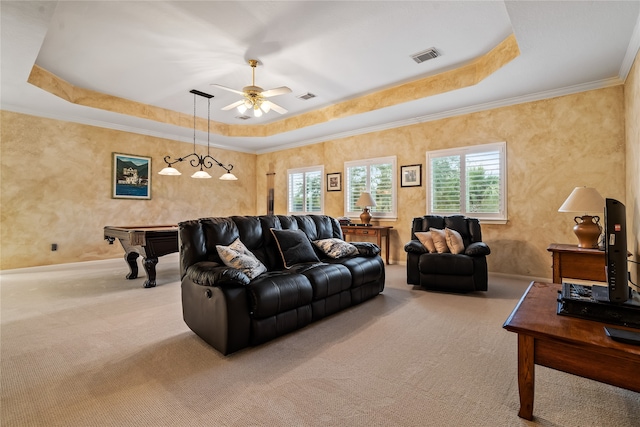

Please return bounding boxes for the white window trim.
[344,156,397,220]
[287,165,325,215]
[426,142,507,224]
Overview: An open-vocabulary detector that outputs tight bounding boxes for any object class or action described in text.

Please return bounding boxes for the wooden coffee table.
[503,282,640,420]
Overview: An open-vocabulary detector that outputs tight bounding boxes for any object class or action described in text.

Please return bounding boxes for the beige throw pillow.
[415,231,437,253]
[430,228,449,253]
[445,228,465,254]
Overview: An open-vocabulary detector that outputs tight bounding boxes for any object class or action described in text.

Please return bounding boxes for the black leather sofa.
[179,214,385,355]
[404,215,490,293]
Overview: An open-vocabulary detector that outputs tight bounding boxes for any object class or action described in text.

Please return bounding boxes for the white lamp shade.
[158,166,181,176]
[355,192,377,208]
[191,170,212,179]
[558,187,605,213]
[219,172,238,181]
[237,104,248,114]
[254,107,262,117]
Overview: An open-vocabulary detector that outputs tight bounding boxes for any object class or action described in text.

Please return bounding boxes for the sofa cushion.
[248,272,314,318]
[216,238,267,279]
[290,263,352,300]
[270,228,320,268]
[415,231,437,253]
[445,228,465,254]
[430,228,450,253]
[313,238,358,259]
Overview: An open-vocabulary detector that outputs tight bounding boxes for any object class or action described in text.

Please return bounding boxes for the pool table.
[104,225,178,288]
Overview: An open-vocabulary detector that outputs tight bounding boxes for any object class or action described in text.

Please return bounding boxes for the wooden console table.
[503,282,640,420]
[340,225,392,264]
[547,243,605,284]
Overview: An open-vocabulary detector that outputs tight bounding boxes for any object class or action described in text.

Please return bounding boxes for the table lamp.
[558,186,605,248]
[355,192,377,225]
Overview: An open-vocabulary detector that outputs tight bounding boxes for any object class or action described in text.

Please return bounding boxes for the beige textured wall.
[0,111,256,269]
[258,87,626,278]
[625,50,640,286]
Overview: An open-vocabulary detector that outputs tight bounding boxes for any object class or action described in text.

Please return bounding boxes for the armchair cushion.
[430,228,450,253]
[270,228,320,268]
[415,231,437,253]
[185,261,251,287]
[445,228,465,254]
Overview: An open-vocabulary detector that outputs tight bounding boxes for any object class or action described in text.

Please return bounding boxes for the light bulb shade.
[355,191,377,208]
[254,107,262,117]
[237,104,248,113]
[219,172,238,181]
[191,170,212,179]
[558,187,605,213]
[244,99,252,108]
[158,166,181,176]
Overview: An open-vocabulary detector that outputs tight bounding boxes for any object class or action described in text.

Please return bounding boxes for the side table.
[340,225,392,264]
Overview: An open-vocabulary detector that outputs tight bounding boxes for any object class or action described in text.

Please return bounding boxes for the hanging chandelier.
[158,89,237,180]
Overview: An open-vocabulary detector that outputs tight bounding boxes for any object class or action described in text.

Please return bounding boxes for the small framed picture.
[327,172,342,192]
[112,153,152,199]
[401,164,422,187]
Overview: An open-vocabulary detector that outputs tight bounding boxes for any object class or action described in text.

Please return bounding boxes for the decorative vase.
[573,215,601,248]
[360,208,371,225]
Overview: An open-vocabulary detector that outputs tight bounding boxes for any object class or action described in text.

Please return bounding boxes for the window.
[287,166,324,214]
[345,156,397,219]
[426,142,507,222]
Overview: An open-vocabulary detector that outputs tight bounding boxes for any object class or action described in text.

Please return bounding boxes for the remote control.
[604,327,640,346]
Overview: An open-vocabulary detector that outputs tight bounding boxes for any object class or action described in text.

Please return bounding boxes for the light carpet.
[1,254,639,426]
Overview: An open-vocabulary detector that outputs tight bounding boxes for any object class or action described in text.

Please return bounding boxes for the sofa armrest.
[404,240,427,254]
[350,241,381,257]
[185,261,251,287]
[465,242,491,257]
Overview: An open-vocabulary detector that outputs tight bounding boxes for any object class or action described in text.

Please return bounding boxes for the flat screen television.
[602,198,630,303]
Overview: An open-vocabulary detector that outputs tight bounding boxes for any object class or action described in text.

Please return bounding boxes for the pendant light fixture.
[158,89,237,180]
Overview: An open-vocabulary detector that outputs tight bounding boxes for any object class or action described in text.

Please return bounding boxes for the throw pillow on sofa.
[270,228,320,268]
[216,238,267,279]
[313,238,358,259]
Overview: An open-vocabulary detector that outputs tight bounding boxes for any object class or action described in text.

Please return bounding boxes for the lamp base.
[360,208,371,225]
[573,215,601,248]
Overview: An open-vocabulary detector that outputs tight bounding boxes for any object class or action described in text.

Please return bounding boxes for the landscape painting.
[112,153,151,199]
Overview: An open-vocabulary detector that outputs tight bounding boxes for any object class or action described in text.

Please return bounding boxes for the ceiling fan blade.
[261,86,292,98]
[221,100,245,111]
[263,100,287,114]
[210,84,245,96]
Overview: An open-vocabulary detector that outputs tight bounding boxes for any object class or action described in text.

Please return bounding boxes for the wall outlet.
[51,243,57,251]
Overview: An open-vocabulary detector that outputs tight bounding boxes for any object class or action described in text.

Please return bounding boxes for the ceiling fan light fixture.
[254,107,263,117]
[237,104,248,113]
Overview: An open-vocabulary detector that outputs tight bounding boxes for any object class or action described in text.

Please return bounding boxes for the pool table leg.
[142,257,158,288]
[124,252,139,280]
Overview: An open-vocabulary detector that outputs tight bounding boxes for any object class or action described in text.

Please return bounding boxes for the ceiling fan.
[212,59,291,117]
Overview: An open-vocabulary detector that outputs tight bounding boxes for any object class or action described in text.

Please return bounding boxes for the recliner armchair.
[404,215,490,293]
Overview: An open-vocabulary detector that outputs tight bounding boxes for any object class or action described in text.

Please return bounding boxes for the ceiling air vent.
[297,92,316,100]
[411,47,440,64]
[235,115,251,120]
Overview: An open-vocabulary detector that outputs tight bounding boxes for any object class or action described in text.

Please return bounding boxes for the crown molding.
[619,13,640,81]
[256,77,624,154]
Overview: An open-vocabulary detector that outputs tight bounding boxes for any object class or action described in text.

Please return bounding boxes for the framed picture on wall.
[327,172,342,192]
[401,164,422,187]
[112,153,152,199]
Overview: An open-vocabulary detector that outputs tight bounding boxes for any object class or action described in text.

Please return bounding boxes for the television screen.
[604,198,629,303]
